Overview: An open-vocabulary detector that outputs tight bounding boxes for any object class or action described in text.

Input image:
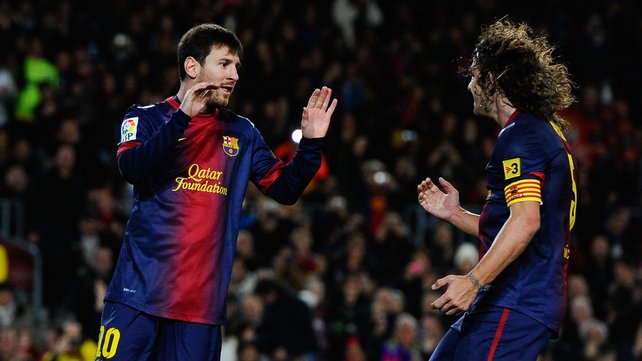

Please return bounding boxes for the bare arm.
[430,201,540,315]
[467,201,540,285]
[417,177,480,237]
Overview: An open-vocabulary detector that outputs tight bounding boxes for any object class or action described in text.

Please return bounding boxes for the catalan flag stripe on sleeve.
[504,179,542,206]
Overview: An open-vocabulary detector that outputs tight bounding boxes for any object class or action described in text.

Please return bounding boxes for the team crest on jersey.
[222,136,240,157]
[120,117,139,143]
[502,158,521,180]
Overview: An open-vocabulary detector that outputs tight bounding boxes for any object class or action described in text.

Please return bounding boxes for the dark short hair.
[177,23,243,81]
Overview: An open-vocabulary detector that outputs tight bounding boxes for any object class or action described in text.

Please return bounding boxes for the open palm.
[301,86,338,138]
[417,177,461,221]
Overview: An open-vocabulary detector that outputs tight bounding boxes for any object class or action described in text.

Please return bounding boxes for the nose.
[228,66,239,81]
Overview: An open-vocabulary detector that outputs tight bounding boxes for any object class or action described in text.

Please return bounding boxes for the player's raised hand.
[417,177,461,222]
[180,82,219,117]
[301,86,338,139]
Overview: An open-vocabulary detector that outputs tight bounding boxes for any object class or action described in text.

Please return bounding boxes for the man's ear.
[184,56,200,79]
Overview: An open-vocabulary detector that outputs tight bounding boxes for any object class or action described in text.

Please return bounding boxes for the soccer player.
[95,23,337,361]
[416,19,577,360]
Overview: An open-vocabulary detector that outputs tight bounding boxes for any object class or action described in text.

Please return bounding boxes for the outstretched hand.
[417,177,461,222]
[301,86,338,139]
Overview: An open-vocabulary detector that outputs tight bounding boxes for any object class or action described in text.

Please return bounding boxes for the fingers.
[417,177,433,193]
[432,276,449,290]
[187,82,218,101]
[430,277,459,315]
[192,82,219,93]
[432,294,465,316]
[418,177,445,195]
[321,87,332,110]
[307,88,321,109]
[327,98,338,116]
[307,86,335,111]
[438,177,455,192]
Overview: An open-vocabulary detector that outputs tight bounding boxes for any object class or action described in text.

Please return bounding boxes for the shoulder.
[499,113,546,137]
[219,107,254,126]
[496,113,563,156]
[219,108,264,140]
[122,99,175,126]
[129,99,175,118]
[498,113,557,145]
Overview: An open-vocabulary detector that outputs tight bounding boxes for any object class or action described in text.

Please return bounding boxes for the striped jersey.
[476,111,577,333]
[106,96,323,325]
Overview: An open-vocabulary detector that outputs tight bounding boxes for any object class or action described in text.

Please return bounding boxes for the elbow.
[117,155,142,184]
[119,168,140,185]
[273,195,298,206]
[524,215,540,239]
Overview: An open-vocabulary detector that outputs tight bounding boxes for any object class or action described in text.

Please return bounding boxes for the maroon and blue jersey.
[476,111,577,333]
[106,96,323,325]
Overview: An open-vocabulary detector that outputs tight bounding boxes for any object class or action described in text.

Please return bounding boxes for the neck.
[176,81,190,103]
[493,95,517,128]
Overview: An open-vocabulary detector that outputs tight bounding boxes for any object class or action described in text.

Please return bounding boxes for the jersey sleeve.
[496,126,547,207]
[249,125,323,205]
[116,107,191,184]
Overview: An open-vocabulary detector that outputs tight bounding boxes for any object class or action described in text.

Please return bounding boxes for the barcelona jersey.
[476,111,577,333]
[106,96,323,325]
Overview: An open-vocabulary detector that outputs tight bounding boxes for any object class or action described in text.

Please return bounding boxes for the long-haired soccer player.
[417,19,577,360]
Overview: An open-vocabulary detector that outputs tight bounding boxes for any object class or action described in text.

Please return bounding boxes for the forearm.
[468,213,538,285]
[266,137,323,204]
[449,207,480,237]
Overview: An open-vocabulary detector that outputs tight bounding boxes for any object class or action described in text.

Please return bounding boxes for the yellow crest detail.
[502,158,521,180]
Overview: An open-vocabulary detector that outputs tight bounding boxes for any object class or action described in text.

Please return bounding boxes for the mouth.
[219,84,235,95]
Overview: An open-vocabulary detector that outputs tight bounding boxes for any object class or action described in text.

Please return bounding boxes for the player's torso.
[477,114,577,331]
[109,102,255,324]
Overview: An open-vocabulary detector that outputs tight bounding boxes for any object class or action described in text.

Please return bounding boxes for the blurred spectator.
[237,341,268,361]
[0,327,20,361]
[380,312,421,361]
[0,282,31,329]
[418,313,444,359]
[325,273,372,360]
[0,56,16,127]
[64,246,113,342]
[26,144,85,311]
[370,211,414,284]
[10,138,40,176]
[289,226,324,280]
[40,319,97,361]
[236,230,268,272]
[254,277,318,360]
[397,249,434,318]
[452,241,478,275]
[2,165,29,200]
[582,233,614,318]
[14,37,59,123]
[579,318,609,360]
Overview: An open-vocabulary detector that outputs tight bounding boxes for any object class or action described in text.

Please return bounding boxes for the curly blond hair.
[465,19,575,129]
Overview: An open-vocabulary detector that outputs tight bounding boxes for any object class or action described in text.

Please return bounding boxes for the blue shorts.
[429,307,553,361]
[95,301,222,361]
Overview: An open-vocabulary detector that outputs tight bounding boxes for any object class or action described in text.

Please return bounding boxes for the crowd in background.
[0,0,641,360]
